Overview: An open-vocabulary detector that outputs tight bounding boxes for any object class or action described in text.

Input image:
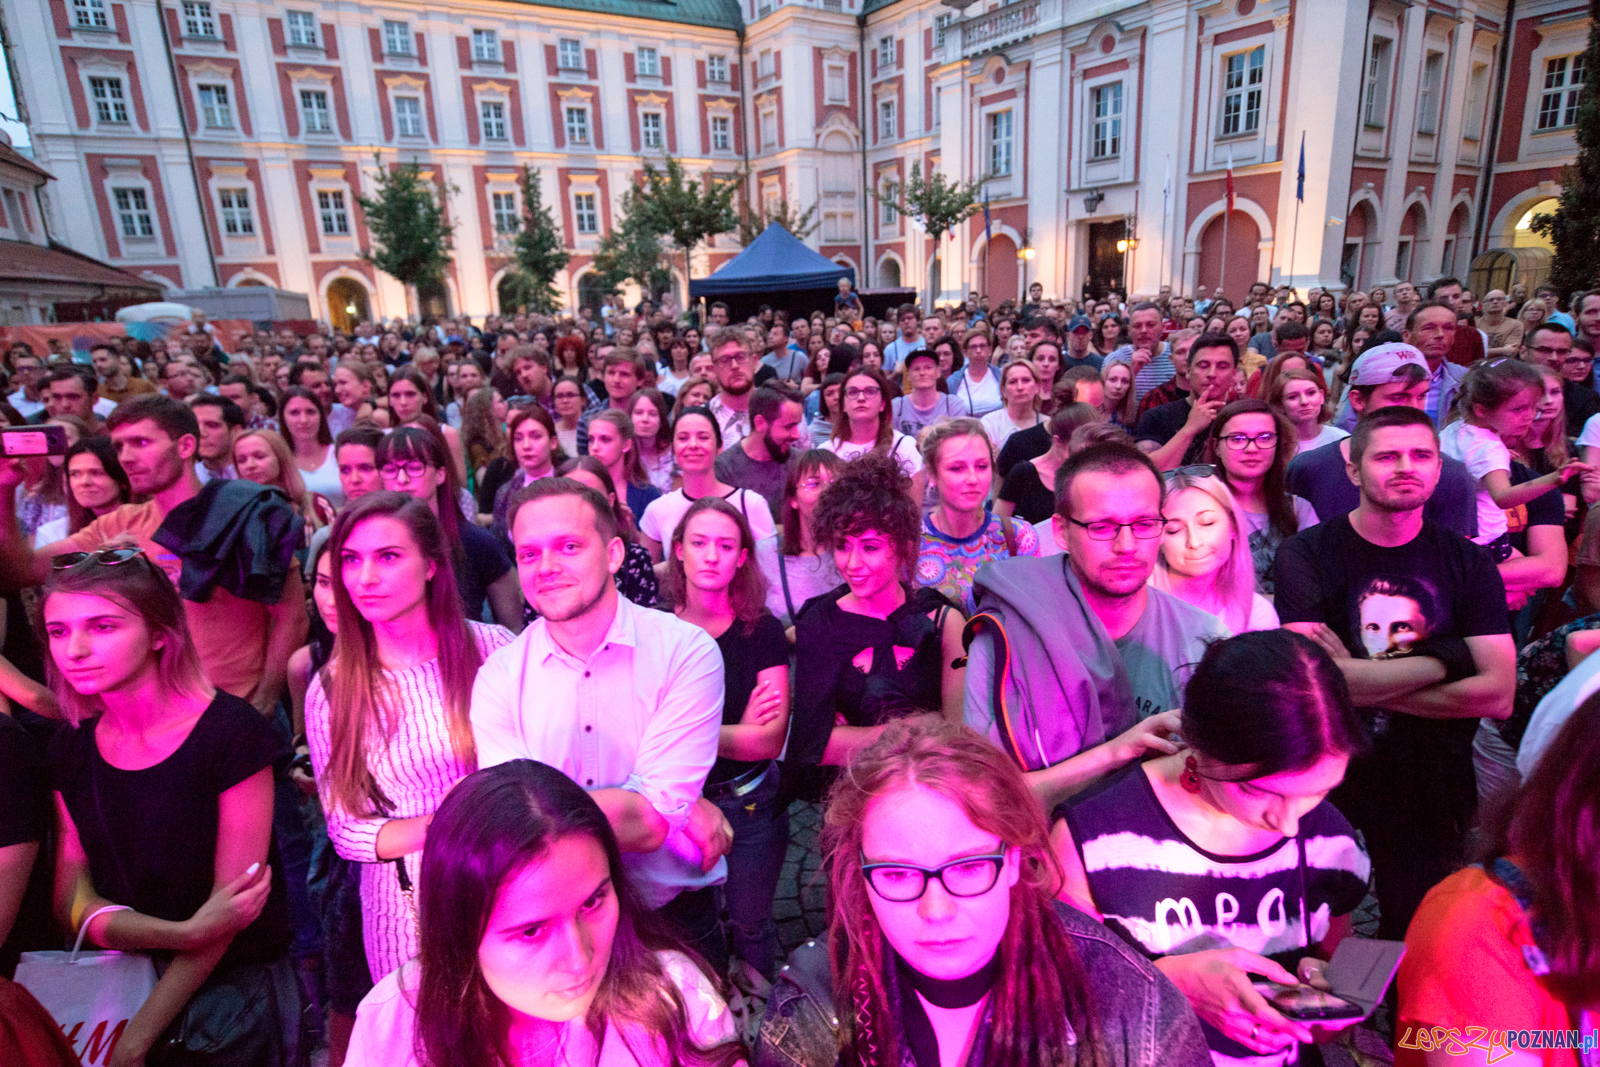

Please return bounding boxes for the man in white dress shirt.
[471,477,734,967]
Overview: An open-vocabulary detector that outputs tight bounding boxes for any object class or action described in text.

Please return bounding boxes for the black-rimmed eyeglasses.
[860,850,1008,902]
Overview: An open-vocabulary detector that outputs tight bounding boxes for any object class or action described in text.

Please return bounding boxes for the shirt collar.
[529,590,640,667]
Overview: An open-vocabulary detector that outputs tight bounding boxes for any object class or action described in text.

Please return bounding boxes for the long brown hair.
[236,428,320,526]
[321,492,482,818]
[390,365,442,422]
[556,456,636,538]
[780,449,845,555]
[588,408,650,488]
[1205,399,1299,538]
[376,425,462,541]
[663,496,768,629]
[824,717,1101,1067]
[833,367,895,452]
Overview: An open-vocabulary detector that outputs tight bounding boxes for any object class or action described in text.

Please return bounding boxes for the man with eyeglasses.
[1276,405,1514,942]
[6,346,45,419]
[963,442,1228,809]
[706,329,756,450]
[1529,323,1600,437]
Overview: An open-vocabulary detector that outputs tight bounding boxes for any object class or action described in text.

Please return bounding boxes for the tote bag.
[15,904,158,1066]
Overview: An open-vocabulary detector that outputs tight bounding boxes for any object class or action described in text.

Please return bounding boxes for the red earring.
[1181,755,1203,794]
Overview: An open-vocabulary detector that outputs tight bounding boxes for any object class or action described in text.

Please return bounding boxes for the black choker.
[894,948,1002,1009]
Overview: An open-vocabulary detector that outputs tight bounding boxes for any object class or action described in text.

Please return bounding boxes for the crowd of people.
[0,274,1598,1067]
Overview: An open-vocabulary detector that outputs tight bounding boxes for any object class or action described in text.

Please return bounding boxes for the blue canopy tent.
[689,223,854,320]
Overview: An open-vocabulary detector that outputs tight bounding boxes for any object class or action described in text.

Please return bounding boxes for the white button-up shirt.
[471,594,727,908]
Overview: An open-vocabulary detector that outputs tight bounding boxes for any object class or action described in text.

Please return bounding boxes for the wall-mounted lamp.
[1083,188,1104,213]
[1018,246,1035,261]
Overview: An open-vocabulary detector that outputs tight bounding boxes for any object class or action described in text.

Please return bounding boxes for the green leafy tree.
[737,197,820,245]
[499,166,569,314]
[873,162,987,307]
[631,155,744,306]
[591,187,673,300]
[1531,18,1600,303]
[356,155,455,314]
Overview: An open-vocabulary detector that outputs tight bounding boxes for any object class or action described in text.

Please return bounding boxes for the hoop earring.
[1181,755,1203,795]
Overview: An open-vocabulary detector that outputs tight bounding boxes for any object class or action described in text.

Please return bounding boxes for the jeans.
[711,766,786,980]
[1473,718,1522,810]
[269,705,321,963]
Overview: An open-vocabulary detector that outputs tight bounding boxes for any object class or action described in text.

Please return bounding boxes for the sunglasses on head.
[51,546,146,571]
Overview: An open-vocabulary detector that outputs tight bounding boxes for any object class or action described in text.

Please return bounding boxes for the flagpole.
[1290,132,1305,297]
[1222,145,1232,296]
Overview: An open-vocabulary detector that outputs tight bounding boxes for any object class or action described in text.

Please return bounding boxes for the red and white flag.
[1225,143,1236,212]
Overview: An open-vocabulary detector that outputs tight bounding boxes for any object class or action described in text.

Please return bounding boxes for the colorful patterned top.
[914,510,1040,614]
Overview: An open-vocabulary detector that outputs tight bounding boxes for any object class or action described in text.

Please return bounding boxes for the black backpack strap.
[961,612,1030,770]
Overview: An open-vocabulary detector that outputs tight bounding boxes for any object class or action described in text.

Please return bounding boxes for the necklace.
[896,947,1002,1009]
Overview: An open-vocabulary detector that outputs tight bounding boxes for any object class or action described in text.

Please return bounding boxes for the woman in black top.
[666,496,790,981]
[791,454,965,772]
[995,402,1103,525]
[43,549,298,1065]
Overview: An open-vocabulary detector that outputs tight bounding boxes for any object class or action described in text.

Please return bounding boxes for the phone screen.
[1255,982,1365,1020]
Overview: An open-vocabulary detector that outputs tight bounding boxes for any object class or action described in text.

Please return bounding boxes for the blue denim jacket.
[754,902,1211,1067]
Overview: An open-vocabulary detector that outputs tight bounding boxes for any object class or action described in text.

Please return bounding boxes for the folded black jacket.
[151,479,303,605]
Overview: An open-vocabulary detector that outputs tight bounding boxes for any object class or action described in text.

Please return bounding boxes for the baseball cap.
[1348,342,1428,386]
[1067,314,1092,333]
[903,347,940,368]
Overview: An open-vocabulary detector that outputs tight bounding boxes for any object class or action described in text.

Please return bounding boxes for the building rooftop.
[0,239,162,292]
[512,0,745,31]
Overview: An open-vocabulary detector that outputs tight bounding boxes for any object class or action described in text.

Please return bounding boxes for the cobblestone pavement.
[774,800,830,956]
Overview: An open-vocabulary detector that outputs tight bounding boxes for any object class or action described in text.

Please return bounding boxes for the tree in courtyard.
[630,155,744,307]
[737,197,820,245]
[591,187,674,300]
[499,166,569,314]
[356,155,455,315]
[873,162,987,307]
[1530,17,1600,301]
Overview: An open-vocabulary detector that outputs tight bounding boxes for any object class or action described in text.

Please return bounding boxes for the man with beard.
[713,386,805,517]
[706,328,756,449]
[1275,405,1514,941]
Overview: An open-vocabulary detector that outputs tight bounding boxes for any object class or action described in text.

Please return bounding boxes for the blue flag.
[1296,132,1305,203]
[983,188,992,242]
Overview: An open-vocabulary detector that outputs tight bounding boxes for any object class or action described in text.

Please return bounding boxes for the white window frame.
[637,47,659,78]
[934,13,952,50]
[1090,82,1122,159]
[317,189,350,235]
[758,49,774,79]
[558,38,583,71]
[182,0,215,38]
[72,0,108,30]
[1418,51,1443,134]
[760,106,777,147]
[877,35,894,69]
[879,98,896,141]
[218,187,254,236]
[565,105,590,145]
[472,29,499,63]
[394,95,423,137]
[707,54,728,83]
[1220,46,1264,137]
[300,88,332,133]
[198,83,232,128]
[89,76,129,124]
[112,186,154,238]
[491,190,518,234]
[640,110,663,148]
[987,108,1013,175]
[480,100,507,141]
[383,20,412,56]
[880,178,898,225]
[1538,54,1587,131]
[824,62,847,104]
[573,190,598,234]
[285,10,318,47]
[1364,37,1392,128]
[823,210,855,242]
[710,113,731,151]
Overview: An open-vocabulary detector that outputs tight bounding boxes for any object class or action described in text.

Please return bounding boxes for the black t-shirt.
[0,713,55,977]
[708,613,790,785]
[996,423,1050,480]
[1133,398,1193,447]
[1508,460,1564,556]
[456,522,513,621]
[998,461,1057,525]
[49,692,291,967]
[475,455,517,515]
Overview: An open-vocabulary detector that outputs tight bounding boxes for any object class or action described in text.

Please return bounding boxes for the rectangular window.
[383,20,411,55]
[707,54,727,82]
[1418,51,1443,134]
[825,63,847,103]
[89,76,128,123]
[1538,55,1588,131]
[880,99,896,141]
[182,0,215,37]
[2,190,18,232]
[71,0,108,29]
[492,191,518,234]
[565,106,589,145]
[300,89,331,133]
[199,84,232,128]
[1090,82,1122,158]
[218,187,254,236]
[988,108,1013,175]
[1395,238,1412,281]
[711,114,730,151]
[113,187,154,237]
[640,111,662,148]
[881,181,897,225]
[1364,37,1391,127]
[760,107,777,147]
[1464,61,1489,140]
[934,13,952,49]
[637,47,658,77]
[1221,46,1264,136]
[758,49,773,78]
[472,29,499,63]
[286,10,317,46]
[573,191,597,234]
[317,189,349,235]
[878,36,894,69]
[480,100,506,140]
[394,95,423,137]
[823,211,854,241]
[559,38,583,70]
[933,84,941,128]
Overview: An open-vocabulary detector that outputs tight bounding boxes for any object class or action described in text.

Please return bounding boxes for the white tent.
[114,302,196,323]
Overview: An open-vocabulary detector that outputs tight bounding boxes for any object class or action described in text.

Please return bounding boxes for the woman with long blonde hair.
[754,716,1210,1067]
[234,427,335,534]
[1150,469,1279,633]
[304,492,512,982]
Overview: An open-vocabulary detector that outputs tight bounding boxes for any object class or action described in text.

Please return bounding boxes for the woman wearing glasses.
[1204,400,1317,595]
[821,368,923,478]
[1053,631,1369,1065]
[755,716,1211,1067]
[949,330,1003,417]
[44,548,302,1063]
[755,449,845,629]
[376,428,522,632]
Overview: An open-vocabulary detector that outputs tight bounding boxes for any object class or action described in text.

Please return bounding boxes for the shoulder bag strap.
[999,514,1017,557]
[777,550,797,624]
